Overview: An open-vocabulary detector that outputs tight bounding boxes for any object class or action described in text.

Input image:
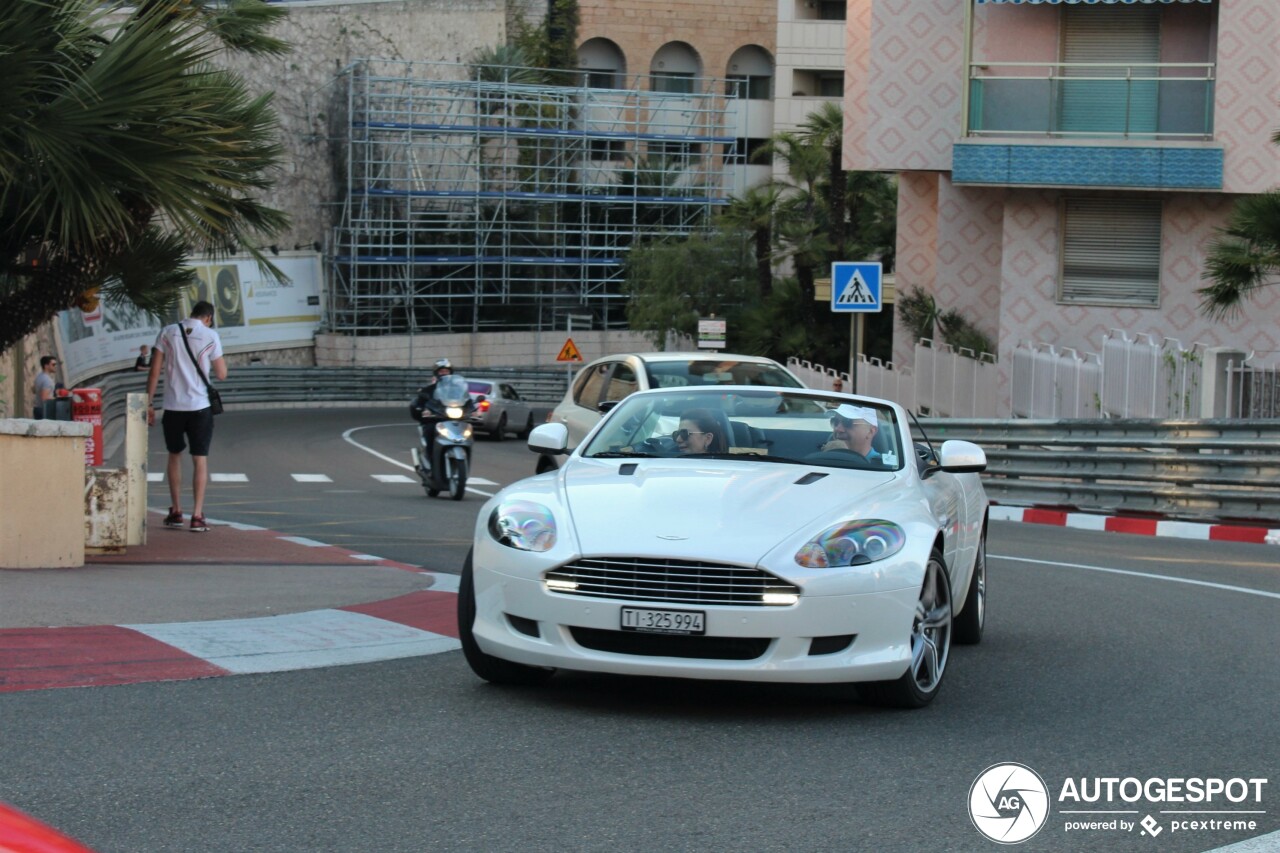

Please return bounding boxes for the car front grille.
[544,557,799,607]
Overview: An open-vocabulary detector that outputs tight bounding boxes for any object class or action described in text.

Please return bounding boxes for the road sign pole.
[850,314,858,394]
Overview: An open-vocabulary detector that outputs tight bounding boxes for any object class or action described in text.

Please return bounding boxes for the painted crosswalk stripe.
[210,473,249,483]
[147,472,164,482]
[124,610,460,675]
[468,477,498,486]
[372,474,415,483]
[291,474,333,483]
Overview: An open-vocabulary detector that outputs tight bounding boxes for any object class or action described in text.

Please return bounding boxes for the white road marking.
[468,477,498,486]
[125,610,460,674]
[292,474,333,483]
[372,474,415,484]
[341,424,497,497]
[992,554,1280,601]
[210,473,249,483]
[147,472,164,482]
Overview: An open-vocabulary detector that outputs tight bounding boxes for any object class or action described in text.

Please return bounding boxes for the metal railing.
[917,418,1280,524]
[1226,357,1280,419]
[967,62,1215,139]
[94,366,569,461]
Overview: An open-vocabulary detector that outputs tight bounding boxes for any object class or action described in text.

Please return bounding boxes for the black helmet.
[433,358,452,376]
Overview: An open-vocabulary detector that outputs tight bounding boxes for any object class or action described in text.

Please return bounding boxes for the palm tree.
[0,0,290,355]
[797,101,848,255]
[1198,129,1280,319]
[720,184,782,299]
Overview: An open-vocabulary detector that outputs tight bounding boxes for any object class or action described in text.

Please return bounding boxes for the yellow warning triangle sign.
[556,337,584,362]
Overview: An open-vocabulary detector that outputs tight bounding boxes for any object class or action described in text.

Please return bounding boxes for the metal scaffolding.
[325,60,735,335]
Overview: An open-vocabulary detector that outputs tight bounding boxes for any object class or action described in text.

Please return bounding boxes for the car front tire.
[458,550,555,686]
[492,414,507,441]
[953,533,986,645]
[857,547,953,709]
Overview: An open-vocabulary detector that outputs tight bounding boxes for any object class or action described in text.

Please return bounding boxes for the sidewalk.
[0,512,460,694]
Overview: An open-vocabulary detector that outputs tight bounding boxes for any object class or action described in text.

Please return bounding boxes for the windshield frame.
[579,386,905,472]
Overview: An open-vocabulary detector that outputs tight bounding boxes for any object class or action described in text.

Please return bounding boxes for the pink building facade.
[844,0,1280,403]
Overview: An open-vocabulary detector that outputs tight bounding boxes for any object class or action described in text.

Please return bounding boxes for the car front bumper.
[469,562,919,684]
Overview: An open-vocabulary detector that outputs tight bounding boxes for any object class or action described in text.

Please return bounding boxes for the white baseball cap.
[832,404,877,425]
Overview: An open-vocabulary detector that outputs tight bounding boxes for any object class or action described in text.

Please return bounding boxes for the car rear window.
[646,360,802,389]
[467,381,493,395]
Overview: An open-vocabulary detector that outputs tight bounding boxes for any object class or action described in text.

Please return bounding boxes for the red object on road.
[71,387,102,467]
[0,802,98,853]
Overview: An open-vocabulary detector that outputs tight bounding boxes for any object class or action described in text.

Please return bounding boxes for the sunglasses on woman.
[671,429,710,442]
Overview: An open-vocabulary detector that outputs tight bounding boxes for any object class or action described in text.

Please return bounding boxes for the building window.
[648,140,702,163]
[585,70,621,90]
[726,75,772,101]
[817,1,846,21]
[721,138,772,166]
[651,72,694,95]
[588,139,627,162]
[1059,197,1161,306]
[791,70,844,98]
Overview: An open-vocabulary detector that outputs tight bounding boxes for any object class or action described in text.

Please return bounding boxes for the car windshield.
[580,388,904,472]
[644,359,803,389]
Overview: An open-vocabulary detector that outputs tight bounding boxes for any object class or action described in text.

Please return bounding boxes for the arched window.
[725,45,774,100]
[650,42,702,95]
[578,38,626,89]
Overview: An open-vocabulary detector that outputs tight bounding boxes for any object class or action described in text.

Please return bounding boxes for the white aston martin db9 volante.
[459,385,989,708]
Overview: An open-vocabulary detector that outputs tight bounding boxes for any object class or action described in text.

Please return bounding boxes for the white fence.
[789,339,995,418]
[1226,355,1280,419]
[791,328,1222,419]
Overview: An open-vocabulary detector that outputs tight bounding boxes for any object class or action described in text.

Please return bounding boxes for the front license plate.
[620,607,705,635]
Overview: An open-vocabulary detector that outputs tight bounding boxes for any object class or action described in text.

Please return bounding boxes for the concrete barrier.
[0,418,92,569]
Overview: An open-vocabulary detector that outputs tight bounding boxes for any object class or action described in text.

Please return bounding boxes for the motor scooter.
[410,375,478,500]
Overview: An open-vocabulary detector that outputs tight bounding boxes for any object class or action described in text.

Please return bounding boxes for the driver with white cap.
[821,403,881,462]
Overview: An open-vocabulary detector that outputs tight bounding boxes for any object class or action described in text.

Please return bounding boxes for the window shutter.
[1060,198,1162,306]
[1060,6,1160,136]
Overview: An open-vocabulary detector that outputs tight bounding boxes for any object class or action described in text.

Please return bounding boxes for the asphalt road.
[1,409,1277,853]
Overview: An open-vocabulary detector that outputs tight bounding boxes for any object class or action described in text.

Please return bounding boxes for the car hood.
[561,458,898,563]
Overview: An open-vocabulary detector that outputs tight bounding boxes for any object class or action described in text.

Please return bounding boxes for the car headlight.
[794,520,905,568]
[445,405,464,419]
[488,500,557,552]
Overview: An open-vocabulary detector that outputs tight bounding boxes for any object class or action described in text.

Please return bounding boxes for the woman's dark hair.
[680,408,728,453]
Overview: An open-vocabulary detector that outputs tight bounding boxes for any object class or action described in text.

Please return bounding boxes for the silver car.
[466,378,535,441]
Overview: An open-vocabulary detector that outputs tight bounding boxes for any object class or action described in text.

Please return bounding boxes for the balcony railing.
[967,62,1214,140]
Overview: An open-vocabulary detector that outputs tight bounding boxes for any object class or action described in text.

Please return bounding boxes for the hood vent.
[794,472,828,486]
[619,463,638,476]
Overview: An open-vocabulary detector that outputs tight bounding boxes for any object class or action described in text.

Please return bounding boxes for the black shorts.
[162,408,215,456]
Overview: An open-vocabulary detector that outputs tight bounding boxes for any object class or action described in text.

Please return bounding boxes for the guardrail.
[917,418,1280,524]
[95,366,570,461]
[91,368,1279,523]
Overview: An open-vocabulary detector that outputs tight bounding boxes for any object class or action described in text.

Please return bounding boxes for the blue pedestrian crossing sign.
[831,262,883,313]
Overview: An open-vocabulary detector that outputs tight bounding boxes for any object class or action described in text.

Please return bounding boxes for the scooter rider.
[410,359,455,470]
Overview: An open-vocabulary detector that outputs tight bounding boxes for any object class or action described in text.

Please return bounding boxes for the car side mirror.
[528,422,570,455]
[938,439,986,474]
[598,400,621,413]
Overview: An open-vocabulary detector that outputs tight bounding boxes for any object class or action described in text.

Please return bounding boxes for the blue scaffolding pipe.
[332,254,625,266]
[354,187,730,205]
[354,120,735,145]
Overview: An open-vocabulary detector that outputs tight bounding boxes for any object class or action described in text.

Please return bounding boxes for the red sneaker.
[164,509,184,528]
[189,515,210,533]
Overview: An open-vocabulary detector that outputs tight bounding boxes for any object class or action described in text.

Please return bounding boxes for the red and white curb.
[0,517,462,694]
[990,505,1280,546]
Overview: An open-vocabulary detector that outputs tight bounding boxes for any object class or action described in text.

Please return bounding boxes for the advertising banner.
[56,253,323,386]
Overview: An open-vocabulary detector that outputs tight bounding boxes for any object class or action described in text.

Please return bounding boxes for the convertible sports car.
[459,386,989,708]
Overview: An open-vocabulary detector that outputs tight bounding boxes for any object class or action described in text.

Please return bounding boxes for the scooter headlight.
[794,520,905,568]
[445,405,464,419]
[436,421,472,439]
[488,500,556,552]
